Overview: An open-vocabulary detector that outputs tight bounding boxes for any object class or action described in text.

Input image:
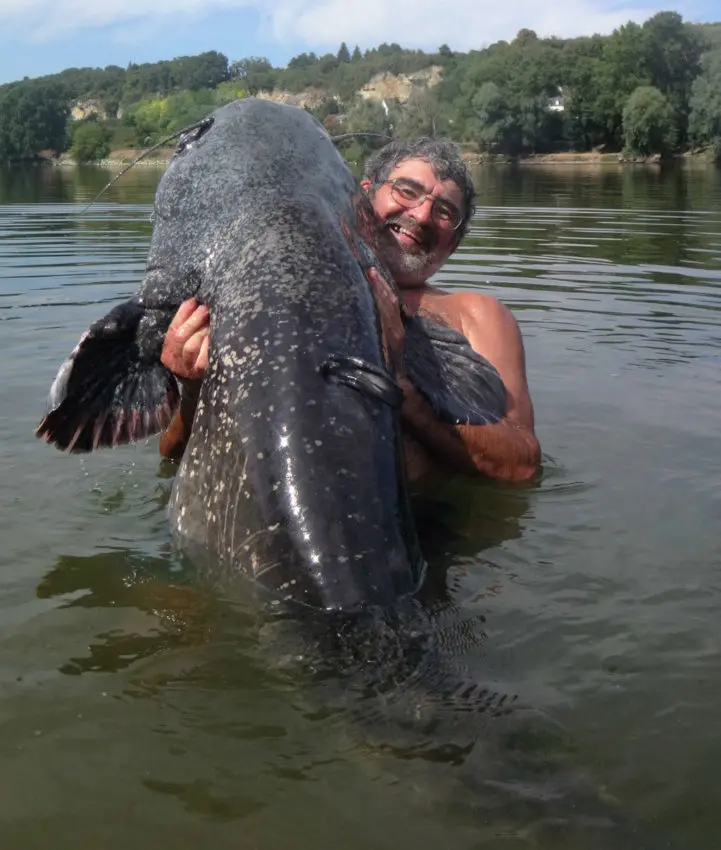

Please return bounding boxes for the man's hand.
[161,298,210,388]
[158,299,209,459]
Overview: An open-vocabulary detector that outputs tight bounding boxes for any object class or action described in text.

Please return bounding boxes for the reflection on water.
[1,162,720,849]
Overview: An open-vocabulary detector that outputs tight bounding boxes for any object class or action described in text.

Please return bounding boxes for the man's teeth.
[391,224,420,243]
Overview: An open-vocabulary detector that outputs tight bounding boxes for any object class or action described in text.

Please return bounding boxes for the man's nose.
[408,197,435,225]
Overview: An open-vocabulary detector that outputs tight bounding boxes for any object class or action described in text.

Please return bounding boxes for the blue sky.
[0,0,717,86]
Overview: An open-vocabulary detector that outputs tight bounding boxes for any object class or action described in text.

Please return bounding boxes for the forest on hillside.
[1,12,720,164]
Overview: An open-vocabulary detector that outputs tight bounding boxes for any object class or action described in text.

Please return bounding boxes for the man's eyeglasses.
[383,178,463,232]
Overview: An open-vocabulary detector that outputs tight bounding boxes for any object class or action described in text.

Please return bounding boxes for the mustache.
[385,214,436,251]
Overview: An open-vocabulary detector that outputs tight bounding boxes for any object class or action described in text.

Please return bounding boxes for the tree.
[0,81,69,160]
[688,50,721,161]
[337,42,351,63]
[393,90,444,138]
[514,29,538,48]
[469,82,512,152]
[351,45,362,63]
[287,52,318,69]
[622,85,675,156]
[641,12,704,146]
[173,51,229,90]
[596,21,652,149]
[340,97,392,162]
[228,57,275,94]
[69,120,111,163]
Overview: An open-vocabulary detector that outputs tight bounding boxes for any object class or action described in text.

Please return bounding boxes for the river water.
[0,162,719,849]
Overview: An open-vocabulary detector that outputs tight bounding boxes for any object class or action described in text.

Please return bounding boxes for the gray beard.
[383,243,433,284]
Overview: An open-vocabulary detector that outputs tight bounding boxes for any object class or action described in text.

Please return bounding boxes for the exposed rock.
[255,86,333,111]
[358,66,443,104]
[254,66,444,112]
[71,99,109,121]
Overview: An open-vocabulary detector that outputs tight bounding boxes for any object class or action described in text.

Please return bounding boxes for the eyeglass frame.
[380,177,464,232]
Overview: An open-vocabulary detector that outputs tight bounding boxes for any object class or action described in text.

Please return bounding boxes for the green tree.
[337,42,351,63]
[351,45,362,63]
[173,51,229,90]
[393,90,443,138]
[596,22,651,149]
[622,85,675,156]
[341,98,392,161]
[641,12,704,146]
[229,57,276,95]
[69,120,112,163]
[469,82,512,152]
[0,81,69,160]
[514,29,539,48]
[287,52,319,69]
[689,51,721,161]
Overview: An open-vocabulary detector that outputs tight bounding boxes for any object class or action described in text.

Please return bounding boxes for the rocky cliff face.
[358,66,443,103]
[255,86,336,111]
[71,100,109,121]
[253,65,444,111]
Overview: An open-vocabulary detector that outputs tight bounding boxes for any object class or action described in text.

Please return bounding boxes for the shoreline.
[52,148,174,169]
[12,148,716,171]
[461,150,715,167]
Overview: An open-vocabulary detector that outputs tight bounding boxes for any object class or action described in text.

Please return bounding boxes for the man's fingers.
[179,328,210,380]
[197,334,210,372]
[177,304,210,342]
[162,299,210,381]
[168,298,199,332]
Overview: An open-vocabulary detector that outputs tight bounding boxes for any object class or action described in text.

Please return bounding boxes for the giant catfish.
[36,98,507,614]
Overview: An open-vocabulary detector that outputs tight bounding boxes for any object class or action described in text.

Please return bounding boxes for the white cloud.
[0,0,664,52]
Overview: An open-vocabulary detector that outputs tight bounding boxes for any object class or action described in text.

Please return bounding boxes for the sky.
[0,0,718,85]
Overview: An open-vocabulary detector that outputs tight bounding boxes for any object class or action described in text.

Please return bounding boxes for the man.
[159,137,541,484]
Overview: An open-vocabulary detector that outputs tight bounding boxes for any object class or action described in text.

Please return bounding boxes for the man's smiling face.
[361,158,464,288]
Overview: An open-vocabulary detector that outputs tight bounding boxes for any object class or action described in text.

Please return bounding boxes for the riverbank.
[462,149,716,166]
[51,148,174,169]
[462,150,617,166]
[27,147,718,171]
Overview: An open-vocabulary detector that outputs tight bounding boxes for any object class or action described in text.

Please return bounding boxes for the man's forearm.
[400,383,541,483]
[159,382,200,460]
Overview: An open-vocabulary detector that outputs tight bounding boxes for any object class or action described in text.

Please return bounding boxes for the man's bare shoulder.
[411,288,516,338]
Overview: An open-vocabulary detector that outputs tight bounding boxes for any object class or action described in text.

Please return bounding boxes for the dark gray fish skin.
[36,97,506,614]
[405,317,506,426]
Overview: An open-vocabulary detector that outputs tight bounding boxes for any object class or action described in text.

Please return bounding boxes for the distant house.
[547,87,565,112]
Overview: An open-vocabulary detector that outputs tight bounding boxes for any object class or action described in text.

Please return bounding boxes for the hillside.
[1,13,720,164]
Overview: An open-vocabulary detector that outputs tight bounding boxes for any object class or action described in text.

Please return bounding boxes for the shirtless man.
[159,137,541,484]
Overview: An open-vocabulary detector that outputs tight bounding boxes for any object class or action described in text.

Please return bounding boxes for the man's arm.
[158,299,209,460]
[402,294,541,483]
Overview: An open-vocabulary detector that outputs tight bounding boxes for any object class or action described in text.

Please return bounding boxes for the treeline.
[1,12,720,164]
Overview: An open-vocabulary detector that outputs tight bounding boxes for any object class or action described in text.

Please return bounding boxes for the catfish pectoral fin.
[35,301,180,453]
[404,315,508,426]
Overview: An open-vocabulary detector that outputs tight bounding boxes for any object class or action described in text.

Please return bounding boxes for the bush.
[69,121,112,163]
